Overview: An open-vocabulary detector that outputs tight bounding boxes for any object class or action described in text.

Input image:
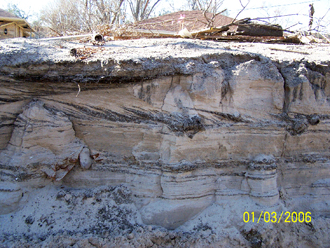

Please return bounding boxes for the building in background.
[0,8,34,39]
[134,10,235,34]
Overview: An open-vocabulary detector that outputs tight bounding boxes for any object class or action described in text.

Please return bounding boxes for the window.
[4,28,7,35]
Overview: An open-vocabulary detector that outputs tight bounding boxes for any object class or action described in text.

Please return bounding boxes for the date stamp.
[243,211,312,223]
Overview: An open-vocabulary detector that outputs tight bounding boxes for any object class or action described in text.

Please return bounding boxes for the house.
[133,10,236,35]
[0,8,34,39]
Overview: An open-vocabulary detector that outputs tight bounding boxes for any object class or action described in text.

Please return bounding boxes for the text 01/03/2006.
[243,211,312,223]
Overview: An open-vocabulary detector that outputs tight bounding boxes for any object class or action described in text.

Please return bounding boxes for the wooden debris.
[72,11,327,45]
[235,23,283,37]
[38,10,329,45]
[95,16,302,44]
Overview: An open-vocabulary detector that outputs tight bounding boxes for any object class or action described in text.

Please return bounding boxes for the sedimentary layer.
[0,38,330,247]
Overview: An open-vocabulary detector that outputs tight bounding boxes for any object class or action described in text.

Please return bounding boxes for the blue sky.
[1,0,329,32]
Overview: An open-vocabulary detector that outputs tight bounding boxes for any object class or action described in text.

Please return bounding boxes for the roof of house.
[0,8,34,33]
[0,8,19,18]
[134,10,235,34]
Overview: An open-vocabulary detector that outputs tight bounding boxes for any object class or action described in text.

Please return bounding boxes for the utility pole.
[309,3,315,34]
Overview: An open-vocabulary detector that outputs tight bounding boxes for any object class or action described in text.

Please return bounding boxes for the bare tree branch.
[146,0,162,19]
[188,0,227,29]
[232,0,250,24]
[128,0,162,22]
[111,0,125,24]
[315,7,330,32]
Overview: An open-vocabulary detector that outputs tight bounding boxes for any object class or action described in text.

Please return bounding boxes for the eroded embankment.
[0,38,330,247]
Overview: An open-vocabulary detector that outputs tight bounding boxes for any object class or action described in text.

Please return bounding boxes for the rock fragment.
[79,147,93,170]
[25,216,35,225]
[307,114,320,125]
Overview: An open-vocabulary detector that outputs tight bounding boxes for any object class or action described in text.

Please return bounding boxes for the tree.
[40,0,125,35]
[314,7,330,33]
[128,0,162,22]
[187,0,224,15]
[41,0,81,35]
[184,0,250,28]
[6,3,31,20]
[185,0,227,28]
[84,0,125,25]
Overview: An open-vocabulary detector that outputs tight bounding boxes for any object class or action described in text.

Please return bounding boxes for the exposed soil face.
[0,38,330,247]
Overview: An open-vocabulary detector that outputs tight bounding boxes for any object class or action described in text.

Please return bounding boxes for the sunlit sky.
[1,0,329,32]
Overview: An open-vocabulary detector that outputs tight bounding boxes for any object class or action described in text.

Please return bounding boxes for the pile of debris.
[94,10,329,44]
[40,10,328,45]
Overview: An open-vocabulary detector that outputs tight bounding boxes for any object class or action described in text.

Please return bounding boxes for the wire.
[251,0,320,10]
[232,0,321,11]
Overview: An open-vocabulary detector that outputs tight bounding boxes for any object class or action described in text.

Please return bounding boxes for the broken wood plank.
[236,24,283,37]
